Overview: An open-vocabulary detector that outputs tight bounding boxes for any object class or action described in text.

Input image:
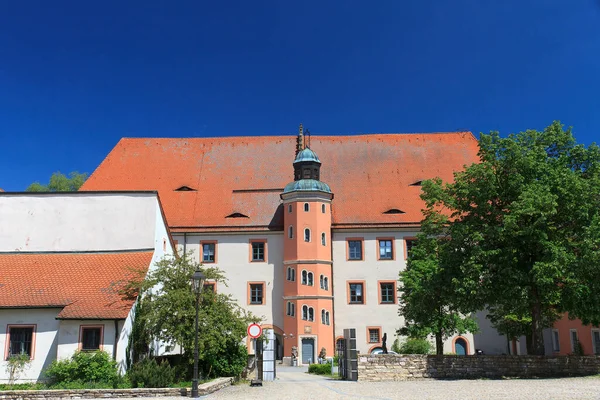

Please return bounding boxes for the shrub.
[398,338,432,354]
[44,351,120,387]
[5,354,31,387]
[308,363,331,375]
[128,358,175,388]
[391,337,402,354]
[202,341,247,378]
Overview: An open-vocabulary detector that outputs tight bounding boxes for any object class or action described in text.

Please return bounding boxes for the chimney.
[295,123,304,156]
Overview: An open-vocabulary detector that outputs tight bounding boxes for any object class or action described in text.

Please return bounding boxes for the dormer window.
[175,185,196,192]
[225,212,249,218]
[383,209,405,214]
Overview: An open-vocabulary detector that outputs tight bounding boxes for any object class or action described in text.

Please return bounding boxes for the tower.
[281,125,334,364]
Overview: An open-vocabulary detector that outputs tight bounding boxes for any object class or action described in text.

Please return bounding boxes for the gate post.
[343,328,358,381]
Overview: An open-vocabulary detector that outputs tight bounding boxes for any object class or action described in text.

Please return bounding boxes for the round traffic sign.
[247,323,262,339]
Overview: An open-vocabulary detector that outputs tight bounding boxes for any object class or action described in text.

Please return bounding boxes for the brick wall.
[358,355,600,381]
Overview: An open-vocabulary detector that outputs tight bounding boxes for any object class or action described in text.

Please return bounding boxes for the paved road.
[118,367,600,400]
[203,367,600,400]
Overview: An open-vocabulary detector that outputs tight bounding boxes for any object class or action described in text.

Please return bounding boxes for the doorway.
[301,338,315,364]
[455,338,467,355]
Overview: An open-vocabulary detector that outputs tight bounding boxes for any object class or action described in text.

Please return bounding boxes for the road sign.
[247,323,262,339]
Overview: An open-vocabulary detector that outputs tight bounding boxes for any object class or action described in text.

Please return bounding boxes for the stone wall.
[358,355,600,381]
[0,377,232,400]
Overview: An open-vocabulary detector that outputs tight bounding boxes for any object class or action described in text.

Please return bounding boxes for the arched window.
[304,203,310,212]
[304,228,311,242]
[287,302,295,317]
[321,232,326,246]
[307,272,314,286]
[302,305,308,321]
[324,277,329,291]
[325,311,330,325]
[287,267,296,281]
[322,204,326,213]
[288,204,292,213]
[308,307,314,322]
[302,270,308,285]
[320,275,324,289]
[321,309,326,324]
[288,225,293,239]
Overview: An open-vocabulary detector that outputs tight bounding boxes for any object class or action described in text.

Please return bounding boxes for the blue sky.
[1,0,599,191]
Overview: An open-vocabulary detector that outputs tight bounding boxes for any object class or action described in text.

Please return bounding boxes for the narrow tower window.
[304,228,311,242]
[304,203,310,212]
[321,232,326,246]
[288,226,294,239]
[322,204,326,213]
[288,204,293,213]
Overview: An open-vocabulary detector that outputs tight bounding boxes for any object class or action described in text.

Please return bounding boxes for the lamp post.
[191,269,205,398]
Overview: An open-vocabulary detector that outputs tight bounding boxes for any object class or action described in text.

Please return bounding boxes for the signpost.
[248,323,263,387]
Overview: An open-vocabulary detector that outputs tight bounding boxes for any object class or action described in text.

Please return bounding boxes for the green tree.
[125,254,257,378]
[398,212,478,355]
[417,121,600,355]
[26,171,87,192]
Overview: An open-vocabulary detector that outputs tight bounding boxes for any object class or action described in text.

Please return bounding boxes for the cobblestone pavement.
[202,367,600,400]
[118,368,600,400]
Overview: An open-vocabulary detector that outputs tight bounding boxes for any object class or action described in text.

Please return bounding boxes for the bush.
[202,341,248,378]
[398,338,432,354]
[391,337,402,354]
[44,351,120,387]
[128,358,175,388]
[308,363,331,375]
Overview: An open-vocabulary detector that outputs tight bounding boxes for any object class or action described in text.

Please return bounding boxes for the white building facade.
[0,192,173,382]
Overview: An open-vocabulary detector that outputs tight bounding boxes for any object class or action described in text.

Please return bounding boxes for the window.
[378,239,393,260]
[201,242,216,263]
[304,228,311,242]
[349,282,364,304]
[286,301,295,317]
[321,233,326,246]
[552,329,560,352]
[321,204,326,213]
[288,226,293,239]
[320,275,329,291]
[7,326,34,358]
[203,282,216,293]
[570,329,579,353]
[405,239,416,259]
[348,239,363,260]
[320,310,330,325]
[379,282,396,304]
[592,329,600,355]
[302,305,314,321]
[304,203,310,212]
[325,311,330,325]
[301,270,314,286]
[80,326,103,351]
[368,328,381,343]
[251,240,266,262]
[288,204,292,213]
[249,283,264,305]
[287,267,296,282]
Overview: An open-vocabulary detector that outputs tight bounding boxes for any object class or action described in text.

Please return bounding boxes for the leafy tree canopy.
[26,171,87,192]
[399,214,478,354]
[412,121,600,355]
[124,254,258,378]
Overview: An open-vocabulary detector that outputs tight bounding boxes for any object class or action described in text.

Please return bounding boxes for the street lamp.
[191,269,205,398]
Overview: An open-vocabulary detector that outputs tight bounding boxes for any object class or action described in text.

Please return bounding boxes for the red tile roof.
[81,133,479,230]
[0,251,153,319]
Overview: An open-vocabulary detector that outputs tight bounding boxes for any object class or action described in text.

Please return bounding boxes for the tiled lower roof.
[0,251,154,319]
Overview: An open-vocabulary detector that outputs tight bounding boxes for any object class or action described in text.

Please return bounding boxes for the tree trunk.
[530,288,546,355]
[435,331,444,355]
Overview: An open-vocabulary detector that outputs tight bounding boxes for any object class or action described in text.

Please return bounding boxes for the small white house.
[0,191,173,382]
